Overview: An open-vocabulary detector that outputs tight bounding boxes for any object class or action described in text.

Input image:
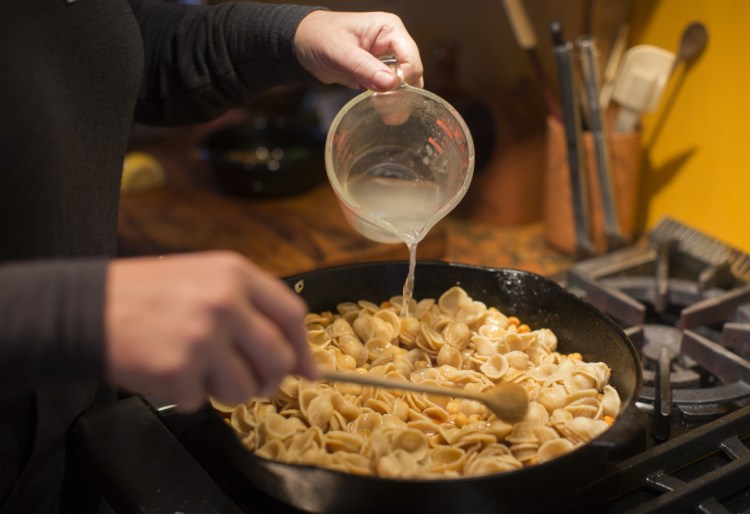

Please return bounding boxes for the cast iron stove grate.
[569,403,750,513]
[558,217,750,512]
[563,217,750,439]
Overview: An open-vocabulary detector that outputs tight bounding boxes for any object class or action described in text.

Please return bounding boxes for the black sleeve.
[129,0,324,126]
[0,260,107,391]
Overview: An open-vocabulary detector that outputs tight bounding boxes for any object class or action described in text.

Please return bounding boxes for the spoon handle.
[322,370,481,403]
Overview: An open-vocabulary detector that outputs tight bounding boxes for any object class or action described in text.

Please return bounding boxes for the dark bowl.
[198,114,327,198]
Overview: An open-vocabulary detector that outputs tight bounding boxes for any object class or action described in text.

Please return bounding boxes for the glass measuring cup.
[325,57,475,244]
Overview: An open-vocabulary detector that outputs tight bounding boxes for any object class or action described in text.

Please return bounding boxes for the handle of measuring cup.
[379,55,406,89]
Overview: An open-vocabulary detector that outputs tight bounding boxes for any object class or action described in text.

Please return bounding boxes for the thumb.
[348,51,398,92]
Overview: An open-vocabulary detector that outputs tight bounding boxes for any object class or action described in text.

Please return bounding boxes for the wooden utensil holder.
[543,116,642,256]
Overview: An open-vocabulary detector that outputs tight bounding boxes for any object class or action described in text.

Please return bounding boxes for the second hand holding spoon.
[322,370,529,423]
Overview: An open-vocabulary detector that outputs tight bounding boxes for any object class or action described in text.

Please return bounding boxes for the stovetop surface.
[73,218,750,513]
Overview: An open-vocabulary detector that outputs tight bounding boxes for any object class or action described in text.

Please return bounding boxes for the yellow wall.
[631,0,750,251]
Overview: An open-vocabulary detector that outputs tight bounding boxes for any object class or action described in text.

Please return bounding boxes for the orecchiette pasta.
[217,286,620,479]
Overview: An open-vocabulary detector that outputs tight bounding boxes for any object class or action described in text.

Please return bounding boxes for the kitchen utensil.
[611,45,675,133]
[202,261,643,514]
[322,369,529,423]
[501,0,563,121]
[674,21,709,71]
[550,21,596,260]
[577,35,628,252]
[325,57,474,245]
[599,23,629,111]
[642,22,709,148]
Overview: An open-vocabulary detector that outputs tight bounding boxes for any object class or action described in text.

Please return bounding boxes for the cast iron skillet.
[205,261,643,513]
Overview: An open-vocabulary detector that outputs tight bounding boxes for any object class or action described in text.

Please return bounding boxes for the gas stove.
[561,217,750,512]
[73,217,750,513]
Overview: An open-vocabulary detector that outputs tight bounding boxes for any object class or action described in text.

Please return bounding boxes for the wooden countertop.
[118,182,448,277]
[442,217,571,276]
[119,118,571,278]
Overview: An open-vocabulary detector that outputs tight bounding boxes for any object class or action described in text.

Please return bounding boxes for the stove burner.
[565,225,750,440]
[641,324,691,363]
[636,324,699,388]
[573,275,719,393]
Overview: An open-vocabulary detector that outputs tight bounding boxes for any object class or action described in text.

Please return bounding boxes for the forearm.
[130,0,323,126]
[0,260,107,390]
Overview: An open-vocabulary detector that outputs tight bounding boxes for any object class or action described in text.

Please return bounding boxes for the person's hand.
[294,10,423,92]
[104,251,317,411]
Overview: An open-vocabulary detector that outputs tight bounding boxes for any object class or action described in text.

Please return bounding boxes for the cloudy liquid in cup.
[344,164,446,316]
[344,170,444,244]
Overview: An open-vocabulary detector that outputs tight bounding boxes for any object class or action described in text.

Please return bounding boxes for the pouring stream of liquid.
[400,242,418,317]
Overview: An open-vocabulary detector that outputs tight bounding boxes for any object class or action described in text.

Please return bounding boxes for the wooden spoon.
[675,21,708,67]
[322,370,529,423]
[643,21,708,147]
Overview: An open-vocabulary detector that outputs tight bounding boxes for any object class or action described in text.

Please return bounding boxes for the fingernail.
[373,70,395,90]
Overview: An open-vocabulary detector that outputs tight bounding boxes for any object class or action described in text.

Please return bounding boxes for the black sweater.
[0,1,317,511]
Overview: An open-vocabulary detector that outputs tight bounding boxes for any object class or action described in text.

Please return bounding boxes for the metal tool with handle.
[501,0,562,121]
[550,22,596,260]
[576,35,627,252]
